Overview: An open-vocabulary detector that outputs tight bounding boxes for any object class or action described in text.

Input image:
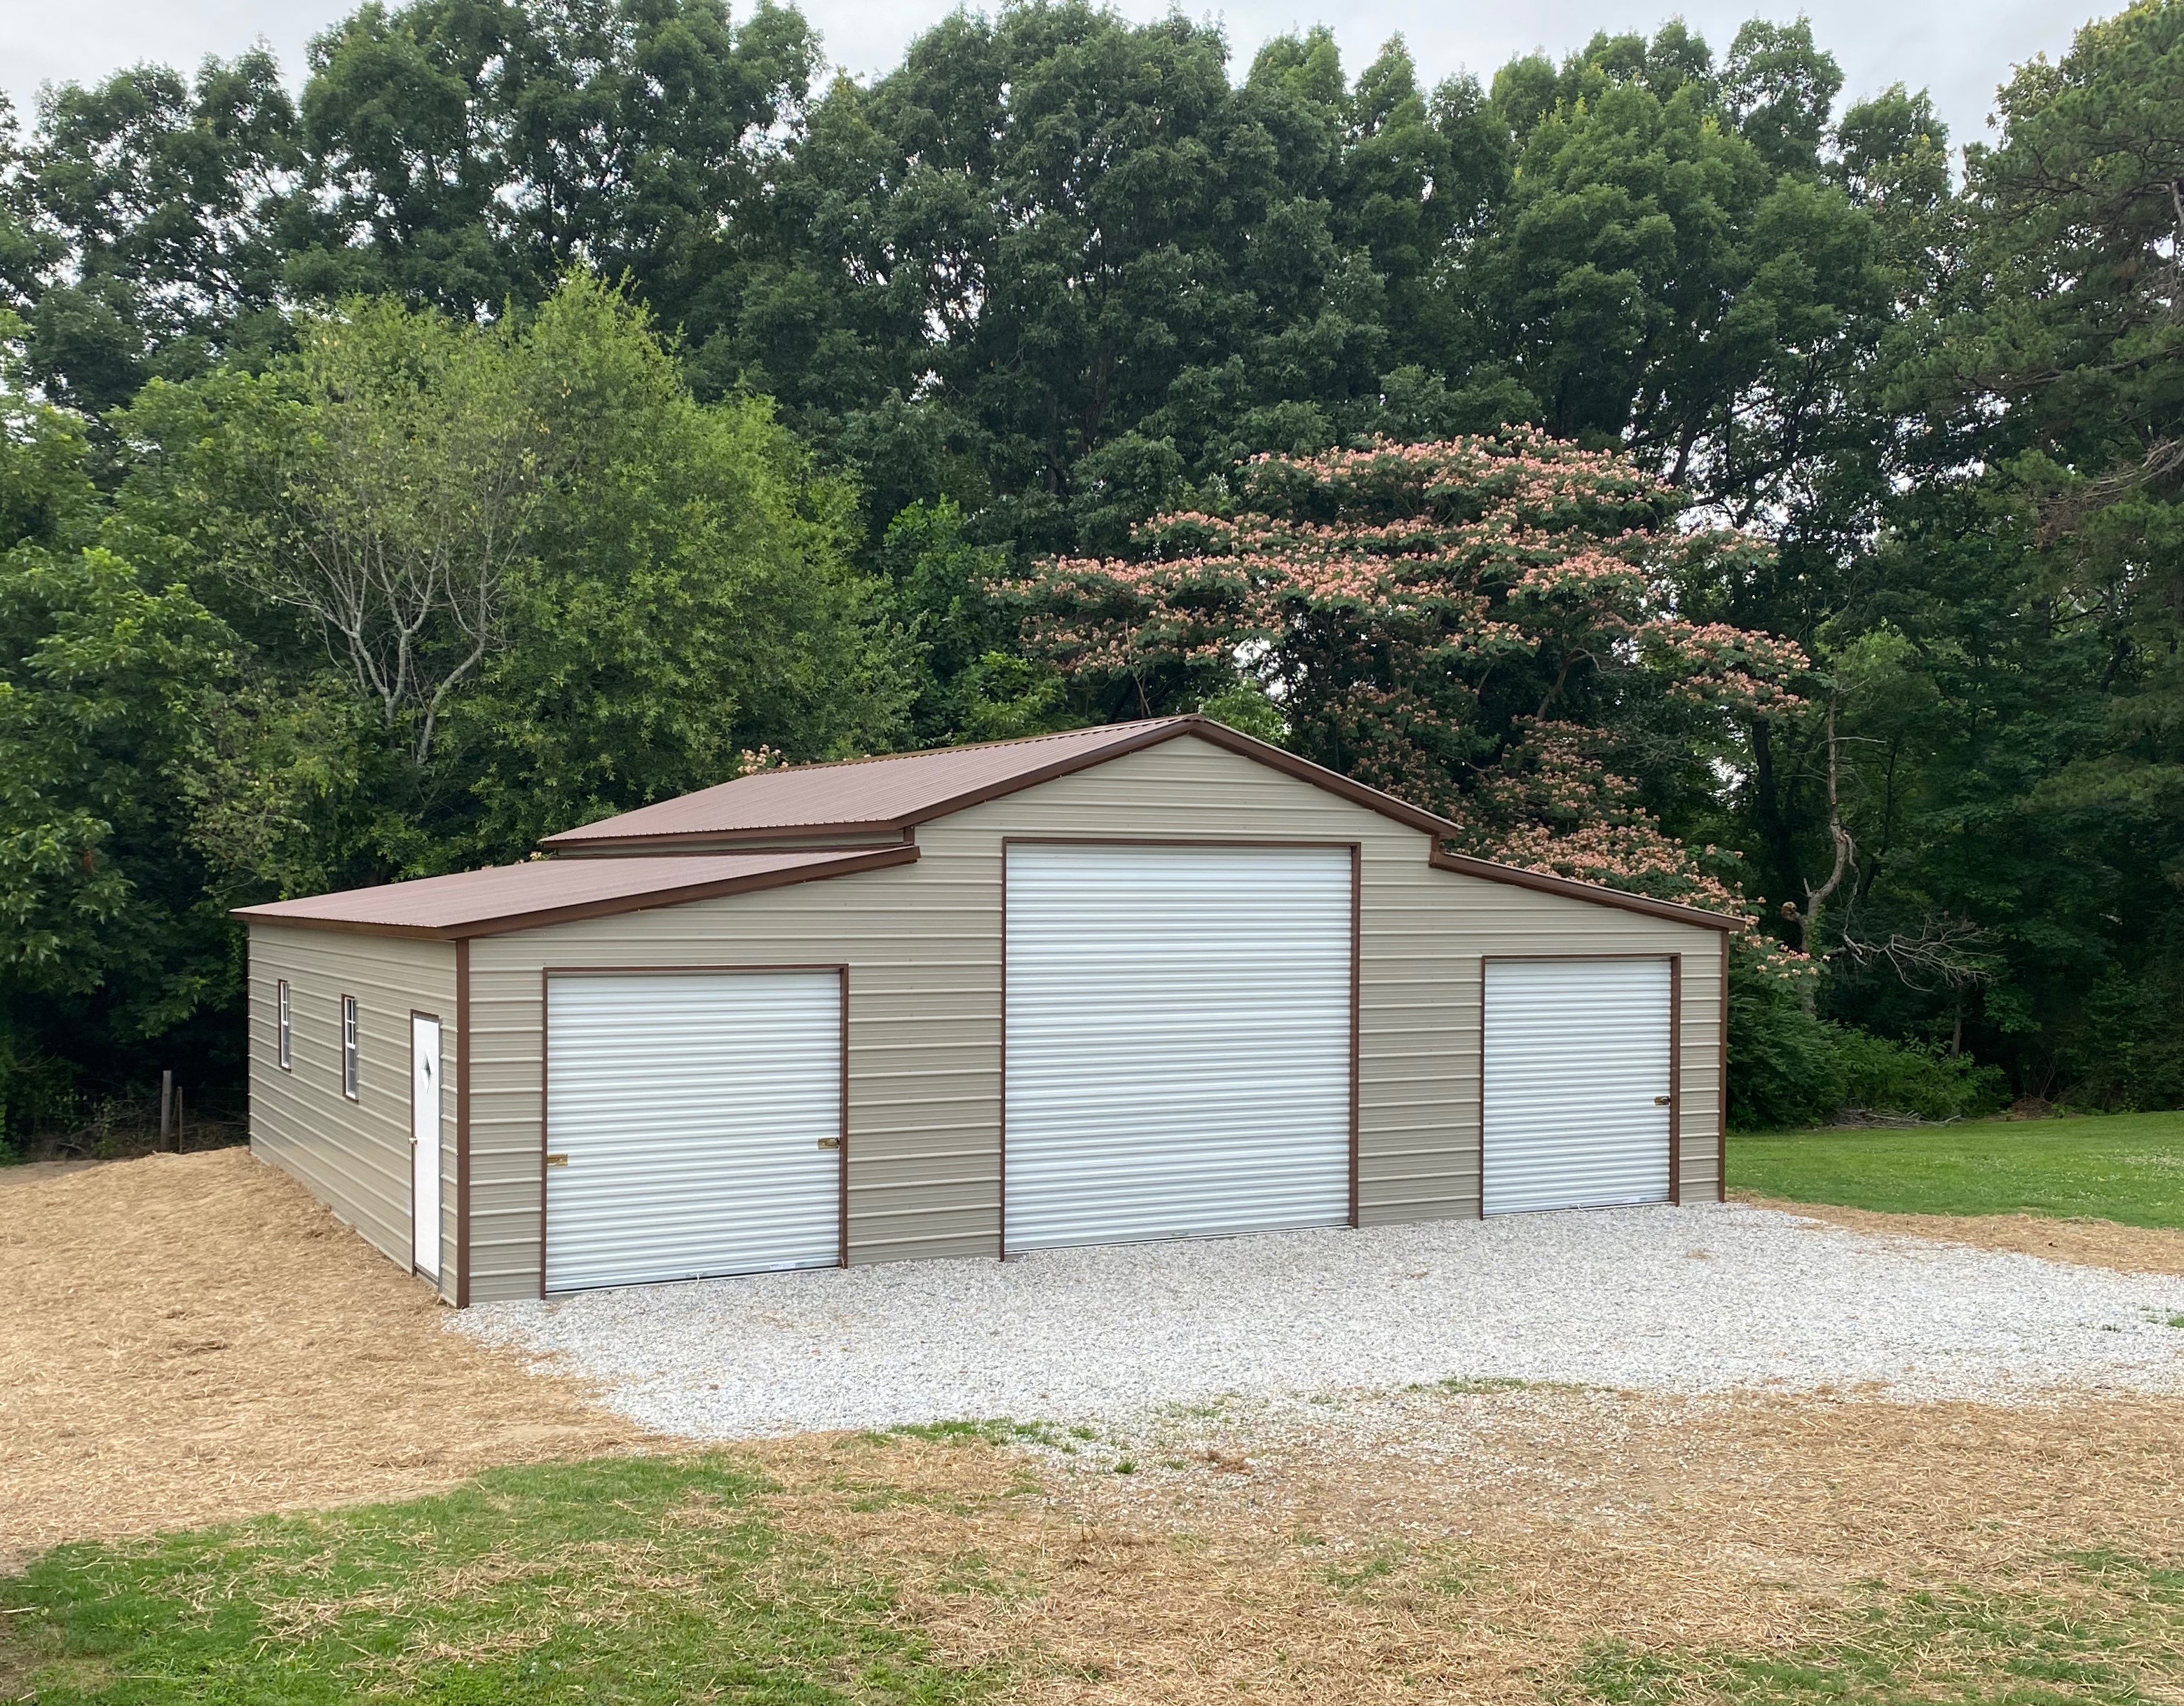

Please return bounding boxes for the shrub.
[1728,946,2007,1129]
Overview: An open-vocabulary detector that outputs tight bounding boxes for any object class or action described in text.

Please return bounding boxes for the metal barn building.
[238,716,1735,1306]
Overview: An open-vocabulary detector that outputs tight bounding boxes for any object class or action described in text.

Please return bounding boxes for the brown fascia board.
[237,843,922,942]
[1427,848,1742,932]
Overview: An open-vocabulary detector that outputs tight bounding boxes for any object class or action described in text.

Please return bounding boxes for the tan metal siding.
[247,924,457,1294]
[463,734,1730,1299]
[465,853,989,1302]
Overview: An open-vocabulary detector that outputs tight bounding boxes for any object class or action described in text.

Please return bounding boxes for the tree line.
[1,0,2178,1135]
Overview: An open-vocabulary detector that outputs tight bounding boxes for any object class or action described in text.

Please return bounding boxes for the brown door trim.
[1717,937,1731,1203]
[998,837,1363,1255]
[538,963,854,1297]
[1669,954,1684,1205]
[1479,953,1681,1214]
[408,1008,443,1285]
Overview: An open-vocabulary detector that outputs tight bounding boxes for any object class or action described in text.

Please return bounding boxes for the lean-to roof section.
[233,845,920,940]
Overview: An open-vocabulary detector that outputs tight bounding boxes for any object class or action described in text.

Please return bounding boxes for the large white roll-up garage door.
[1482,957,1672,1215]
[1004,842,1353,1253]
[545,969,842,1292]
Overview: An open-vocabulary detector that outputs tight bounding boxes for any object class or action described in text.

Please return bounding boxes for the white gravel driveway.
[453,1203,2184,1437]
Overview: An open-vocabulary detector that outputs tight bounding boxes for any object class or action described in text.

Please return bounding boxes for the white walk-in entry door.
[545,970,843,1292]
[411,1014,442,1278]
[1004,842,1354,1253]
[1482,957,1673,1215]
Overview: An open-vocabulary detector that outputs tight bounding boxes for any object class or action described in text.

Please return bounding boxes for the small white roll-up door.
[1482,957,1672,1215]
[545,970,842,1292]
[1004,842,1353,1253]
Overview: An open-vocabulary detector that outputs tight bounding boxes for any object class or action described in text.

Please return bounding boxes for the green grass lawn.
[1728,1108,2184,1227]
[0,1455,995,1705]
[6,1454,2180,1706]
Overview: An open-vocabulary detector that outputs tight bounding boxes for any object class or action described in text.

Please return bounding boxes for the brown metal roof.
[532,716,1735,930]
[238,719,1738,939]
[233,845,920,940]
[540,716,1459,849]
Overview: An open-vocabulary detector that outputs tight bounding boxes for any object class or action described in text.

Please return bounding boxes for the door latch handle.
[1653,1096,1671,1106]
[816,1135,842,1150]
[546,1153,569,1167]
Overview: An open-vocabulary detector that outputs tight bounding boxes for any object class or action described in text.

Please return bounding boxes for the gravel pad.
[453,1204,2184,1436]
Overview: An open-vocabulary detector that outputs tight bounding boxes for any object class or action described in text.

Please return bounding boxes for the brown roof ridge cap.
[1426,846,1742,930]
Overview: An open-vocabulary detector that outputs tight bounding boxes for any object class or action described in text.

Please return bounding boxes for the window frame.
[340,994,360,1100]
[277,980,292,1070]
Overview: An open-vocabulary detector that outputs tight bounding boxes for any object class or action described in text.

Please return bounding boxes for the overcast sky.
[5,0,2095,155]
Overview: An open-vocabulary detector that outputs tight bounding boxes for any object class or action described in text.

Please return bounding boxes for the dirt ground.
[5,1149,2183,1704]
[1737,1191,2184,1274]
[749,1382,2184,1704]
[0,1147,648,1569]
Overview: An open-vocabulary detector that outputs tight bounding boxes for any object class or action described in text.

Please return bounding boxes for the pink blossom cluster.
[1012,434,1816,929]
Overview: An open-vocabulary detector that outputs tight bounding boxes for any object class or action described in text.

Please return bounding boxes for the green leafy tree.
[293,0,818,320]
[114,273,910,878]
[8,53,299,411]
[0,358,242,1128]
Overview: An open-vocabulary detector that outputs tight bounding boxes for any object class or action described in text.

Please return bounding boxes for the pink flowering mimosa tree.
[1012,431,1809,938]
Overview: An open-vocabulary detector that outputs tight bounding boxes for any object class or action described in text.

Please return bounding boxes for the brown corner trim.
[1717,936,1731,1203]
[997,847,1009,1264]
[455,939,472,1309]
[1668,953,1683,1206]
[1349,842,1362,1230]
[1428,848,1740,931]
[838,967,851,1269]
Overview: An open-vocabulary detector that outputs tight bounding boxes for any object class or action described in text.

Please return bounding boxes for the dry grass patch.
[1738,1192,2184,1276]
[0,1147,649,1568]
[745,1385,2184,1704]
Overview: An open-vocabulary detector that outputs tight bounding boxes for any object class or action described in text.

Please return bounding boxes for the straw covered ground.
[742,1381,2184,1704]
[0,1147,648,1569]
[5,1149,2183,1702]
[1734,1190,2184,1274]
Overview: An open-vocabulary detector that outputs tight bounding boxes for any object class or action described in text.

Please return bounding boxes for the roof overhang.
[235,843,921,941]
